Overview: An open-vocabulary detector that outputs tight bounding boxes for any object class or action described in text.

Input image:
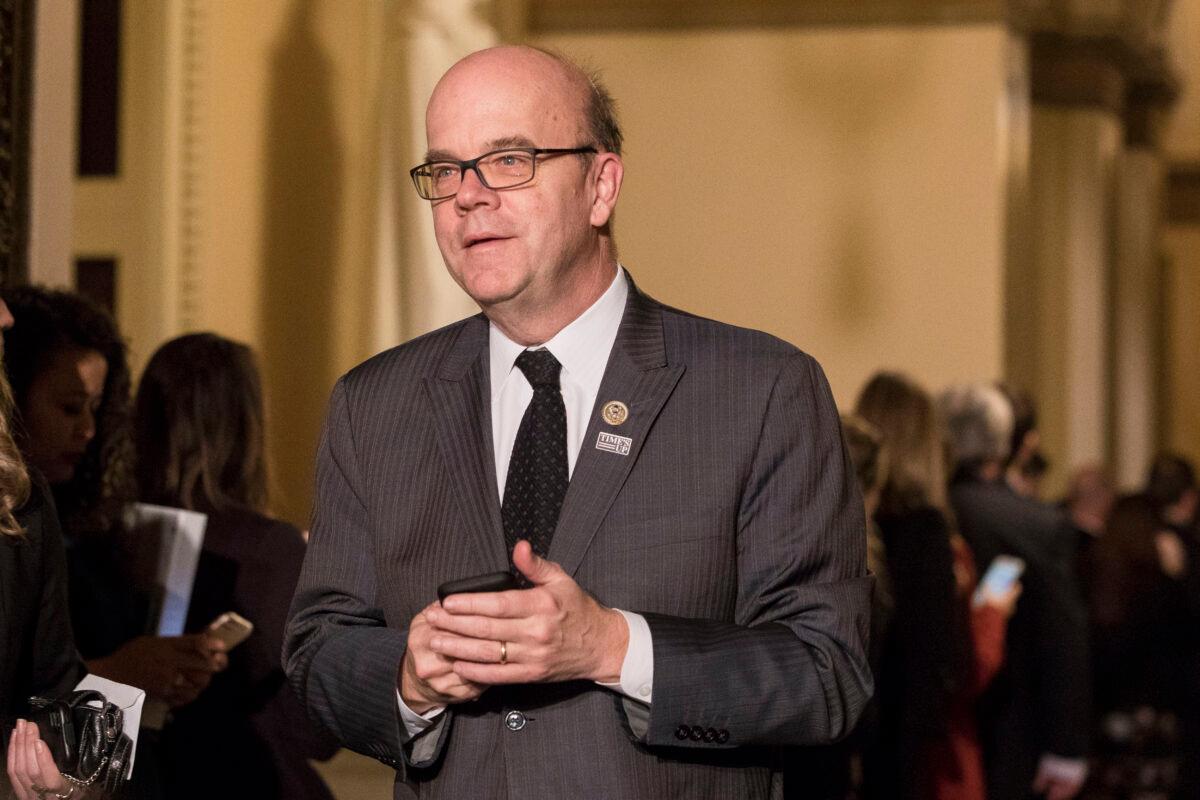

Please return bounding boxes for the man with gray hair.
[940,384,1090,800]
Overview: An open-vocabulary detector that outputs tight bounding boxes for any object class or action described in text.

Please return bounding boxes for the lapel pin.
[596,431,632,456]
[601,400,629,426]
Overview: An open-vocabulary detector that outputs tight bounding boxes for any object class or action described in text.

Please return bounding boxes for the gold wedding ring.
[499,641,508,664]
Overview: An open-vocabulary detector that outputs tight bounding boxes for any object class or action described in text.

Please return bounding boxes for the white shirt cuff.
[396,689,446,740]
[596,609,653,704]
[1037,753,1089,784]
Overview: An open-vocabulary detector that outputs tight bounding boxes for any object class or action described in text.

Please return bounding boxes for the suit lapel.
[550,282,685,577]
[424,315,508,572]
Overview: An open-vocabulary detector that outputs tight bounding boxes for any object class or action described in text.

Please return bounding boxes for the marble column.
[1021,34,1125,492]
[379,0,516,348]
[1112,64,1177,490]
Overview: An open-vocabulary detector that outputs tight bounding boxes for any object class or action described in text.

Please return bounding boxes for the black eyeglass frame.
[409,146,598,201]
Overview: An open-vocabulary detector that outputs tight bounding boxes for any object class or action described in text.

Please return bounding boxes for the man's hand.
[1032,754,1087,800]
[399,601,487,714]
[425,540,629,685]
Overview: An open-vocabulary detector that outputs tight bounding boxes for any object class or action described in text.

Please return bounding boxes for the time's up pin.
[601,400,629,426]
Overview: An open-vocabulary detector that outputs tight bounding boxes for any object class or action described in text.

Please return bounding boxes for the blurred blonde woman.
[856,371,1018,800]
[1,296,86,800]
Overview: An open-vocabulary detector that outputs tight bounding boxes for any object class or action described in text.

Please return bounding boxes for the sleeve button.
[689,725,705,741]
[675,724,689,741]
[716,729,730,744]
[703,727,717,742]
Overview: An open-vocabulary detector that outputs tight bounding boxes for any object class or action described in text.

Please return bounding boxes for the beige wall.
[189,1,390,524]
[74,0,398,527]
[74,1,170,372]
[536,25,1012,408]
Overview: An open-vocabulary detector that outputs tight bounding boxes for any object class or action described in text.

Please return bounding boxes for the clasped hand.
[399,540,628,714]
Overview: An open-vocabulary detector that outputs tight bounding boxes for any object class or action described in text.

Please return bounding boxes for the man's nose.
[455,166,498,209]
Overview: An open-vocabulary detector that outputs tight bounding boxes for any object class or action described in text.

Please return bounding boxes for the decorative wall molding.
[1124,49,1180,148]
[525,0,1048,33]
[1167,162,1200,224]
[527,0,1173,39]
[164,0,205,331]
[0,0,33,288]
[528,0,1180,127]
[1029,30,1179,123]
[1030,32,1129,114]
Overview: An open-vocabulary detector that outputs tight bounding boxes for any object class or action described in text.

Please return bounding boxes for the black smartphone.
[436,571,519,602]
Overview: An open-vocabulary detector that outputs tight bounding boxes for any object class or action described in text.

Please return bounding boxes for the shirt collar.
[489,267,628,401]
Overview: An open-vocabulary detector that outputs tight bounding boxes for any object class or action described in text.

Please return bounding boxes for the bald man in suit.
[285,45,872,799]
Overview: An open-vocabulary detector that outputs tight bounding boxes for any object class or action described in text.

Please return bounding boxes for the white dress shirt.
[399,267,654,738]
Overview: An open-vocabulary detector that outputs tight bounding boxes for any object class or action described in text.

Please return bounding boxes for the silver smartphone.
[207,611,254,649]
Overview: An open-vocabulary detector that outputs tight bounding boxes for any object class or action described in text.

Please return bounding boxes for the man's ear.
[589,153,623,228]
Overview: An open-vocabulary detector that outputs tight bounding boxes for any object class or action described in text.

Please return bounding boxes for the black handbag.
[26,690,133,796]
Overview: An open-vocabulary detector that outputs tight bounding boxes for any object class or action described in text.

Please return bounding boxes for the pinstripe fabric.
[284,274,873,799]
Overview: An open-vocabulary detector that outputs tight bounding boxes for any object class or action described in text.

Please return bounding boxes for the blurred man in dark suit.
[940,384,1090,800]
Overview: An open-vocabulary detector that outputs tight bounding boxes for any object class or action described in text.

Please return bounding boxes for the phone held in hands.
[206,611,254,649]
[973,555,1026,607]
[437,571,519,603]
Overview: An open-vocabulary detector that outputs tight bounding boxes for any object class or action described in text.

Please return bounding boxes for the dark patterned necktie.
[502,349,569,577]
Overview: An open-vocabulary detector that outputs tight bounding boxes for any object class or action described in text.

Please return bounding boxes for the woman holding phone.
[134,333,337,800]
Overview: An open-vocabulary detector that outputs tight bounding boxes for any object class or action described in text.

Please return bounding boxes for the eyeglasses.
[409,146,597,201]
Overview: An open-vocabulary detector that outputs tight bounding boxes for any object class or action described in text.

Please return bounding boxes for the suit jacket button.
[716,729,730,744]
[504,710,527,732]
[674,724,689,740]
[689,726,704,741]
[703,727,717,742]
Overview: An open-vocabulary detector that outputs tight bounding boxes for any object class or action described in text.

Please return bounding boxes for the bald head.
[428,46,621,157]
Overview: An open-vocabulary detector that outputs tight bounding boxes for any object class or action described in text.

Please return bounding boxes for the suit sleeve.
[640,353,873,748]
[1032,517,1091,758]
[283,378,416,772]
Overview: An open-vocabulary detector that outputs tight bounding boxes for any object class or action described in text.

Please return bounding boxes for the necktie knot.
[515,349,562,389]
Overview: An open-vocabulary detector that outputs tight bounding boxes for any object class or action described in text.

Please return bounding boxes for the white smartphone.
[206,611,254,649]
[973,555,1026,607]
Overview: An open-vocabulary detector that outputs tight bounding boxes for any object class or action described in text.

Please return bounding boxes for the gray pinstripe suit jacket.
[284,276,873,799]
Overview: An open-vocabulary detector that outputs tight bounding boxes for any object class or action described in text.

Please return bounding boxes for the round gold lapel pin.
[602,400,629,426]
